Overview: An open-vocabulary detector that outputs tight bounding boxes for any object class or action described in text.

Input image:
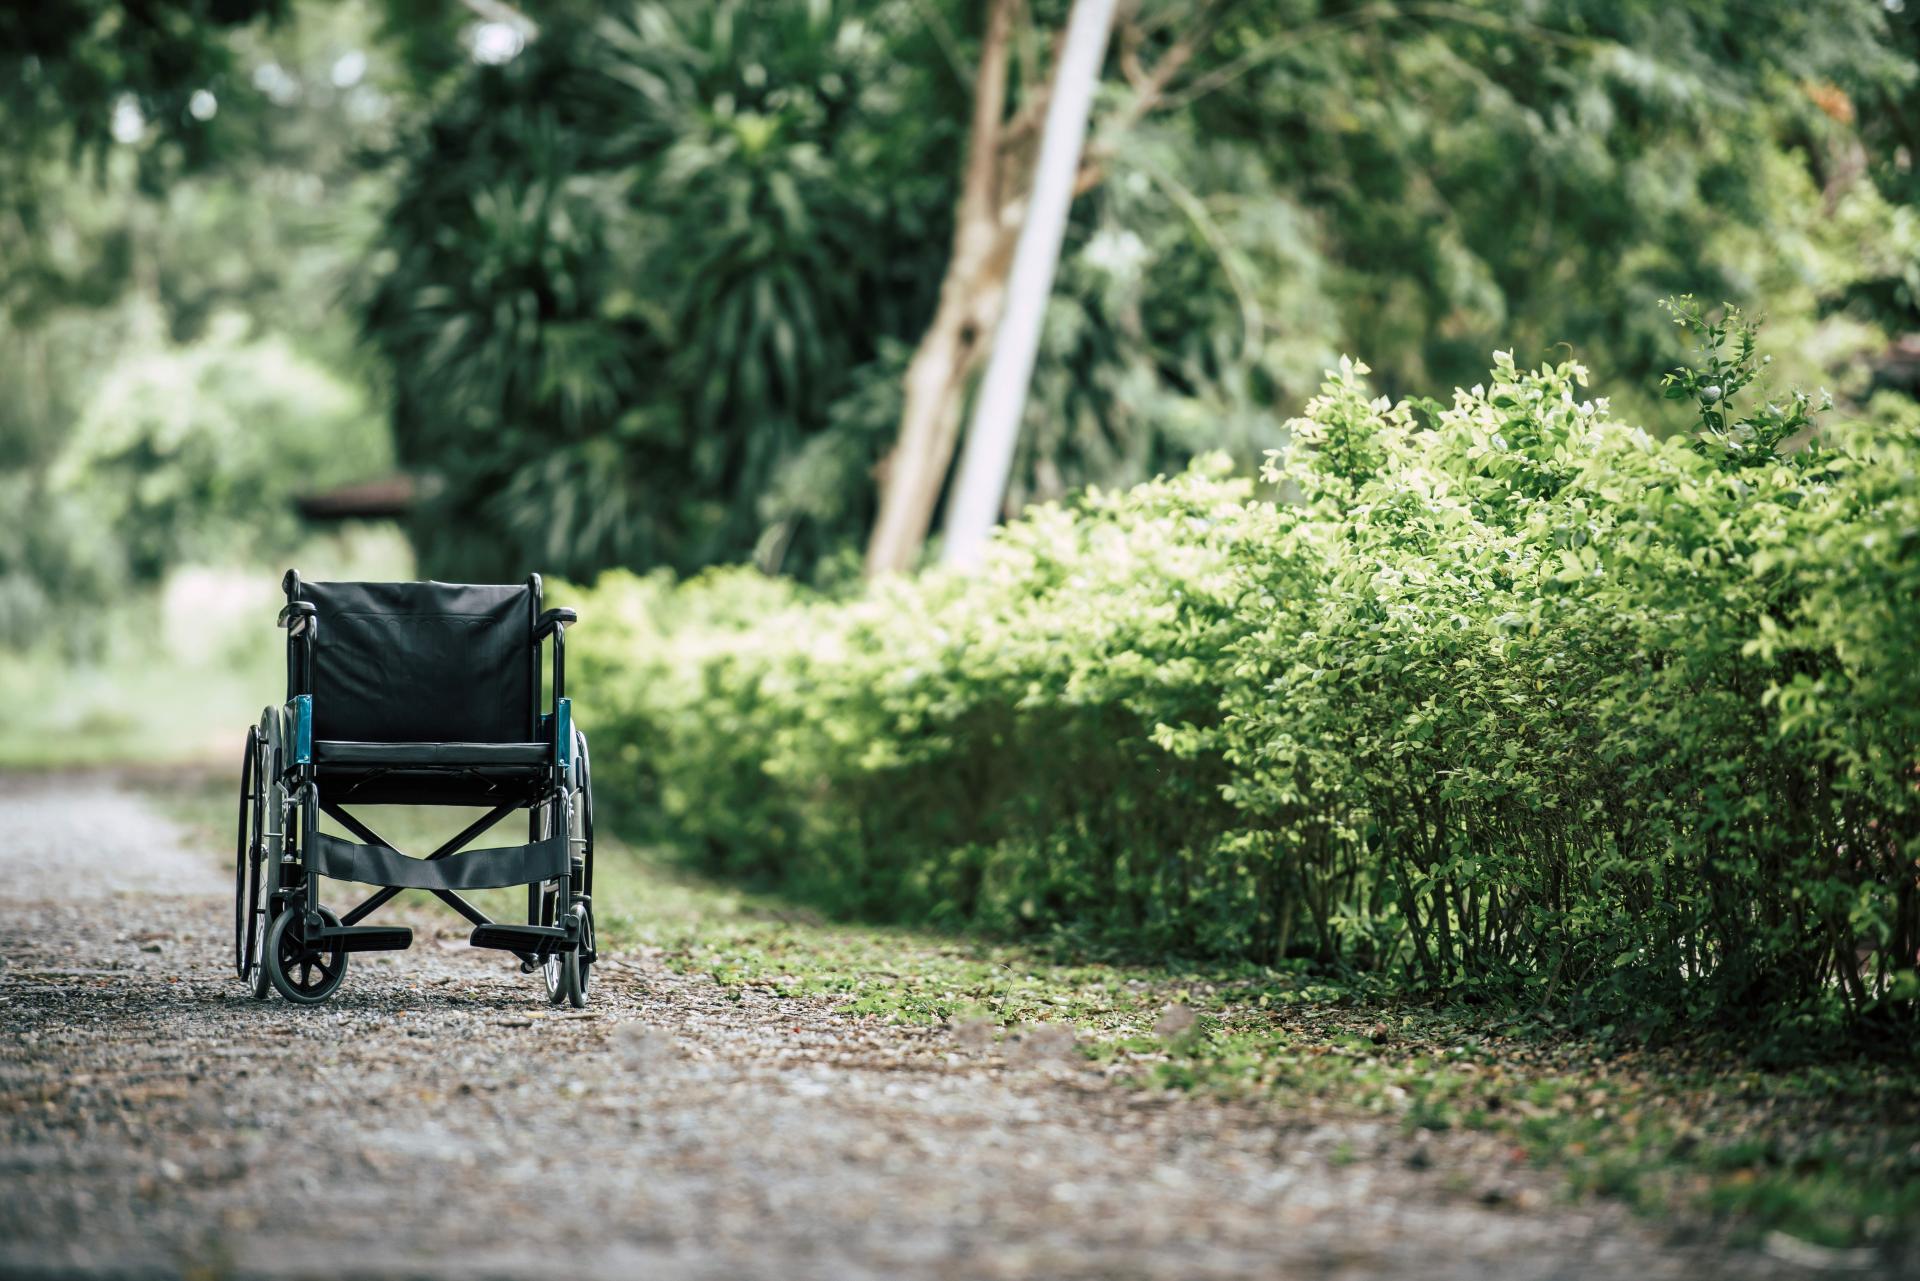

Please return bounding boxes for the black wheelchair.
[232,571,596,1007]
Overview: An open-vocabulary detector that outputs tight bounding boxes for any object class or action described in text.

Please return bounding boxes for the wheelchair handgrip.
[534,607,577,639]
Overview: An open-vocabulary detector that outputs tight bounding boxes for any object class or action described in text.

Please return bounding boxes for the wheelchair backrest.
[293,579,538,744]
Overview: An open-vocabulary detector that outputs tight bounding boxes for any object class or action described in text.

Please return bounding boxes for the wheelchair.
[232,571,596,1007]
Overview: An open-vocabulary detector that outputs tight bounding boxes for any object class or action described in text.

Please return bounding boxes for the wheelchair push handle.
[534,607,577,638]
[276,601,317,631]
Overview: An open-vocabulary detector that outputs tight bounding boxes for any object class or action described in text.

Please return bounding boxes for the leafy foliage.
[59,316,392,581]
[0,0,288,200]
[1198,0,1913,401]
[0,1,401,647]
[363,1,961,580]
[367,0,1919,583]
[567,310,1920,1042]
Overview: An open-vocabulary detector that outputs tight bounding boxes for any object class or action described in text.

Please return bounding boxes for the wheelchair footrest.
[314,925,414,953]
[470,923,576,957]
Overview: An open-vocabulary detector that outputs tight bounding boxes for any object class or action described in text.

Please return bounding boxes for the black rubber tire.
[233,726,257,982]
[234,727,273,995]
[251,714,286,1001]
[264,905,348,1005]
[576,728,594,901]
[573,735,595,1004]
[541,775,593,1007]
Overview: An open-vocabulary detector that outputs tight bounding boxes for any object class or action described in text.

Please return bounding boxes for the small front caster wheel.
[545,903,593,1009]
[265,905,348,1005]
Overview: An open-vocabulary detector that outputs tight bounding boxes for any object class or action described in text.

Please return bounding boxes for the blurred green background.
[3,0,1917,766]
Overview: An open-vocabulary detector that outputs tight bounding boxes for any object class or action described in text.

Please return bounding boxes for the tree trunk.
[864,243,1011,576]
[862,0,1213,576]
[864,0,1021,578]
[943,0,1116,570]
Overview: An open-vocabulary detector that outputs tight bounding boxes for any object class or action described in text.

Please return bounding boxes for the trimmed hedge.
[569,319,1920,1038]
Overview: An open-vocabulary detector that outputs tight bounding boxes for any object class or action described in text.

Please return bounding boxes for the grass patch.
[0,642,281,770]
[594,844,1920,1251]
[161,776,1920,1250]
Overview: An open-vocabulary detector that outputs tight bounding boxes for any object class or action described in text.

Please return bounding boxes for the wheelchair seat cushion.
[313,741,551,768]
[295,580,537,744]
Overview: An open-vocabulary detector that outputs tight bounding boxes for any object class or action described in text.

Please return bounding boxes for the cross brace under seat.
[317,799,568,969]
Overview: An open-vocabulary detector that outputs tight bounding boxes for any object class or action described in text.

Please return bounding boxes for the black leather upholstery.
[294,580,537,744]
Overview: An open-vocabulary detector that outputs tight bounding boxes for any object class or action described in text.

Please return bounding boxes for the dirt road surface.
[0,772,1890,1279]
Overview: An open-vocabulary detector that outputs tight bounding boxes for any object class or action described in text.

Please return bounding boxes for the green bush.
[569,310,1919,1041]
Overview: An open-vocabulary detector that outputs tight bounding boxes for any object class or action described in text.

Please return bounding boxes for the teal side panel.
[554,698,571,774]
[290,695,312,766]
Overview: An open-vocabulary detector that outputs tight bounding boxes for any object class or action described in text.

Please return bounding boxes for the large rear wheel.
[541,776,593,1008]
[232,727,273,998]
[572,734,595,1005]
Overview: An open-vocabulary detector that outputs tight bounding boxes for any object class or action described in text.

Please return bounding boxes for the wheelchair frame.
[232,570,597,1007]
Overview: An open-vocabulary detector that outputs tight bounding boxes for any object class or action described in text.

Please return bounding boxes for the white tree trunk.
[863,0,1019,578]
[940,0,1116,570]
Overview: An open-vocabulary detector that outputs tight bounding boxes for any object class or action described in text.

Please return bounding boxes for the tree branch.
[1068,0,1221,193]
[1103,0,1222,138]
[959,0,1019,229]
[999,18,1072,153]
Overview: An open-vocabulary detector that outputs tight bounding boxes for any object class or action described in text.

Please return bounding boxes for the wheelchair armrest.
[534,607,578,639]
[536,608,577,704]
[279,600,317,698]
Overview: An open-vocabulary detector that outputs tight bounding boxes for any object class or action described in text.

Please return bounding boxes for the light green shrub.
[568,311,1919,1040]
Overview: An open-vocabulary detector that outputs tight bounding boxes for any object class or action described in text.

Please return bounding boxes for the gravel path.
[0,772,1883,1280]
